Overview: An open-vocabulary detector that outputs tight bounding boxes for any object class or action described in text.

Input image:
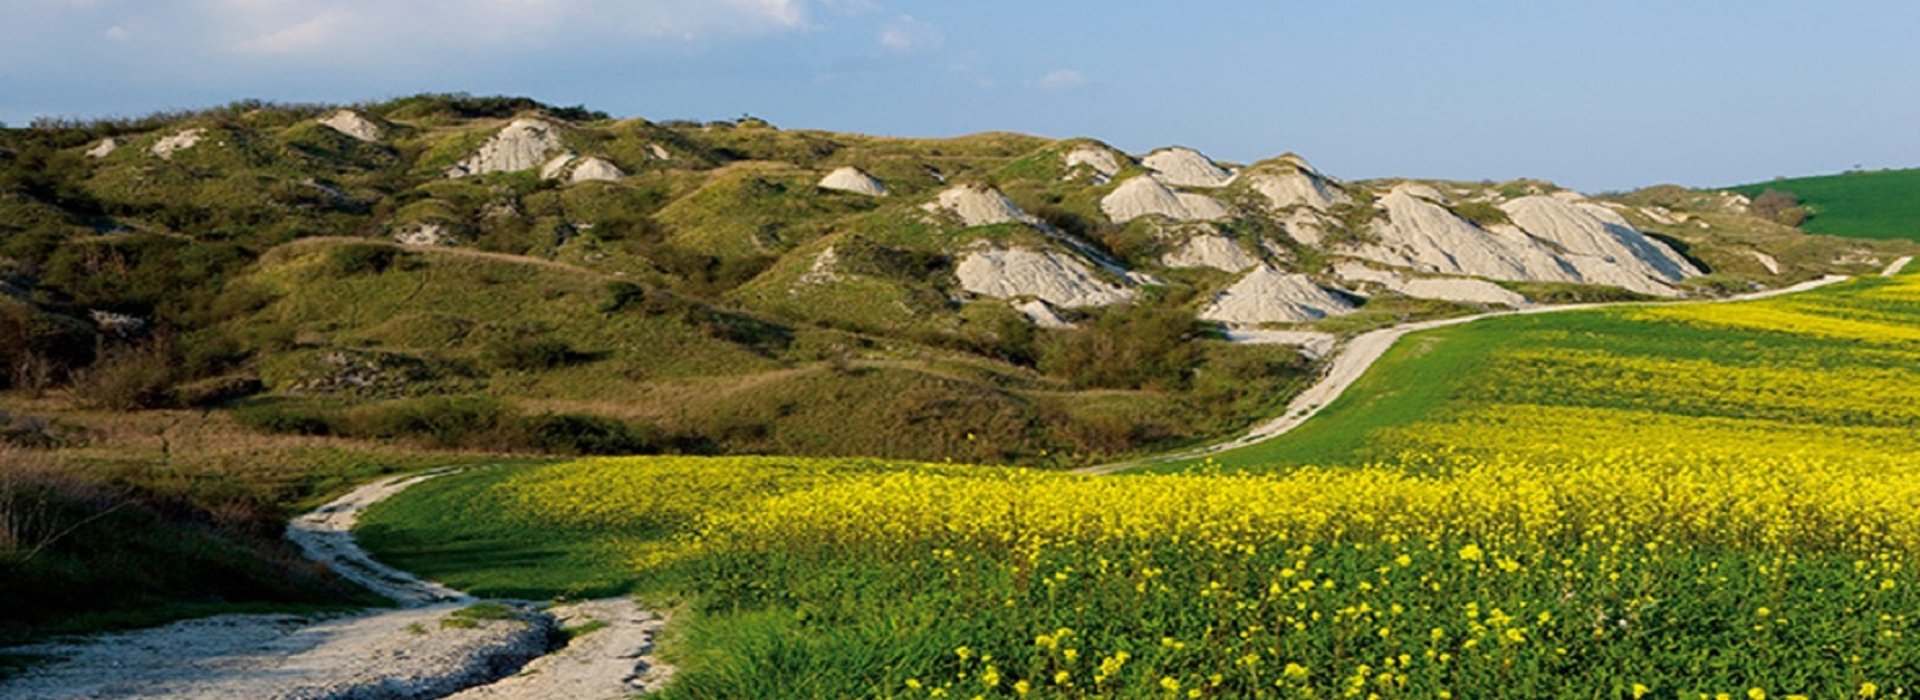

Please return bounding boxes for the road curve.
[1079,274,1851,475]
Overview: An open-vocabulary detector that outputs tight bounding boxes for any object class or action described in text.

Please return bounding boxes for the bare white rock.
[1101,176,1230,223]
[1220,328,1339,360]
[540,153,579,180]
[150,128,206,159]
[647,143,673,161]
[446,118,566,178]
[85,138,119,159]
[1142,147,1234,188]
[1247,162,1348,212]
[1014,299,1072,328]
[320,109,384,143]
[1162,233,1260,272]
[1334,260,1527,307]
[1199,265,1355,325]
[924,184,1038,228]
[818,166,888,196]
[569,156,624,183]
[956,246,1134,308]
[1500,195,1700,284]
[1751,250,1783,275]
[1063,144,1125,183]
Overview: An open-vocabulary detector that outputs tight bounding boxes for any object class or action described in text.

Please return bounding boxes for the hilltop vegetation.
[1729,167,1920,241]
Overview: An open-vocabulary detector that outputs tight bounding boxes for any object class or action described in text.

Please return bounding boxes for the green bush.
[518,413,657,455]
[483,337,583,372]
[1451,200,1511,227]
[323,243,409,276]
[70,343,178,410]
[1039,304,1199,390]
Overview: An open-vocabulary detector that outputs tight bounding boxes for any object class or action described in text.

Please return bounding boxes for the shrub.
[1039,304,1199,390]
[1451,200,1511,227]
[1751,189,1805,227]
[346,395,508,447]
[518,413,658,455]
[70,343,178,410]
[483,336,583,372]
[323,243,406,276]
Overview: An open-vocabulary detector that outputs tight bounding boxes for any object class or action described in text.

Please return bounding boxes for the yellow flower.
[1631,683,1648,699]
[1749,689,1766,700]
[1159,676,1181,693]
[1860,682,1878,698]
[1013,680,1030,696]
[1458,544,1484,562]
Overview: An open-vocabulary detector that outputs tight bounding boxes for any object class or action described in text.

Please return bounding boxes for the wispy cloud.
[878,14,942,53]
[1037,68,1085,90]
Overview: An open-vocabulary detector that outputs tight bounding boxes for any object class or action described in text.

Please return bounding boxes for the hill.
[1728,167,1920,241]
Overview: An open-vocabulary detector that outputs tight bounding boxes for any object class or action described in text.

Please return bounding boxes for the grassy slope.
[1730,167,1920,241]
[1161,272,1920,473]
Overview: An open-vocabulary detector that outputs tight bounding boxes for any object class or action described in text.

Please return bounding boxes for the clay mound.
[85,138,119,159]
[1100,176,1231,223]
[955,246,1134,307]
[1199,265,1355,325]
[1142,147,1233,188]
[569,157,624,183]
[1500,194,1700,283]
[1246,159,1348,211]
[818,166,887,196]
[1063,145,1124,183]
[1334,260,1526,307]
[924,184,1037,228]
[1279,209,1333,246]
[539,153,578,180]
[1750,250,1782,275]
[1014,299,1072,328]
[1351,184,1576,284]
[647,144,673,161]
[150,128,206,159]
[1162,233,1260,272]
[445,118,565,178]
[320,110,384,143]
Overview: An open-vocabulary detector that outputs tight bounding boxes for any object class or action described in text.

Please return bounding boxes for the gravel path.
[0,470,675,699]
[1080,275,1850,475]
[1885,256,1912,277]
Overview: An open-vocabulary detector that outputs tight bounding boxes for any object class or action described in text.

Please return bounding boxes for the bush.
[1039,304,1199,390]
[1751,189,1805,227]
[1451,200,1510,227]
[70,343,177,410]
[346,396,508,447]
[483,336,583,372]
[518,413,658,455]
[323,243,407,276]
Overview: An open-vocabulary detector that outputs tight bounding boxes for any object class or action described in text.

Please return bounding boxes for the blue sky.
[3,0,1915,191]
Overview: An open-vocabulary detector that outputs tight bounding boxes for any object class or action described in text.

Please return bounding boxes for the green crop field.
[1730,167,1920,241]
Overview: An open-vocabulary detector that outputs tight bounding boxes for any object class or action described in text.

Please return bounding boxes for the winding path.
[1,470,673,699]
[1080,274,1851,475]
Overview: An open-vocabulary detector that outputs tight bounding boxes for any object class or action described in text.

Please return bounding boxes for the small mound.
[85,138,119,159]
[955,246,1133,308]
[569,157,624,183]
[445,118,566,178]
[320,110,384,143]
[539,153,578,180]
[924,184,1036,228]
[1247,163,1348,211]
[1162,233,1260,272]
[1500,194,1700,284]
[1100,176,1230,223]
[150,128,206,159]
[1142,147,1233,188]
[1062,145,1124,183]
[818,166,887,196]
[1199,265,1355,325]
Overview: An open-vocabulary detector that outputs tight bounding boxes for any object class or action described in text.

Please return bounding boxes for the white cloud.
[104,24,131,40]
[878,14,941,53]
[1037,68,1085,90]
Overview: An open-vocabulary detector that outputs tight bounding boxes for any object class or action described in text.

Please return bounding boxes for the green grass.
[1729,167,1920,241]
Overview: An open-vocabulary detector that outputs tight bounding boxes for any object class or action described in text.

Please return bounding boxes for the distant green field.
[1729,167,1920,241]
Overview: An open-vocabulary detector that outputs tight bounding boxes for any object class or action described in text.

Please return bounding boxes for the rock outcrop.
[320,110,384,143]
[1063,145,1124,183]
[1199,266,1355,325]
[394,223,456,247]
[1247,159,1348,211]
[1101,176,1230,223]
[567,157,624,183]
[85,138,119,159]
[445,118,566,178]
[150,129,206,159]
[1142,147,1234,188]
[1162,233,1260,272]
[1014,299,1072,328]
[818,166,887,196]
[956,246,1134,307]
[924,185,1037,228]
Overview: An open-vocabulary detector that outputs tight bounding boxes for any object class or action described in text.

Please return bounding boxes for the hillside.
[4,94,1913,469]
[1728,167,1920,241]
